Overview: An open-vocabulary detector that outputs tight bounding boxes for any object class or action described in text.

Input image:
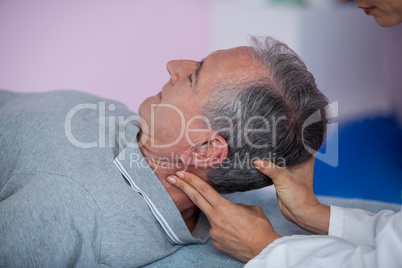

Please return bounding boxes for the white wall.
[208,0,402,123]
[1,0,401,123]
[0,0,208,113]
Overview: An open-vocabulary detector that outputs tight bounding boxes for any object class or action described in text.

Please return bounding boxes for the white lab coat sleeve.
[245,206,402,268]
[329,206,400,246]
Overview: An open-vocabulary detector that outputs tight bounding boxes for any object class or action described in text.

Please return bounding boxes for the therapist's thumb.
[253,159,284,182]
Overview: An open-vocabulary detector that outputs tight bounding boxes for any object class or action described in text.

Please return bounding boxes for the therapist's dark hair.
[201,36,329,194]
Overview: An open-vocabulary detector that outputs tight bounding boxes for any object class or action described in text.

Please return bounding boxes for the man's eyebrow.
[194,59,204,89]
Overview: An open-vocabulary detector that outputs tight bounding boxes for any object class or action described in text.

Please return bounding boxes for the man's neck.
[138,135,207,231]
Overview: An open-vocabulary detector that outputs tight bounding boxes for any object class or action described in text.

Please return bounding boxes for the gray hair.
[201,36,329,194]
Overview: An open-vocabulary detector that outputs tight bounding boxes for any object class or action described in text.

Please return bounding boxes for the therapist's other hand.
[254,157,330,235]
[166,171,281,262]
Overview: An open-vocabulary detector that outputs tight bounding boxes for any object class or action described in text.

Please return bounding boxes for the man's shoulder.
[0,172,102,267]
[0,89,135,139]
[0,90,136,188]
[0,172,101,210]
[0,89,128,109]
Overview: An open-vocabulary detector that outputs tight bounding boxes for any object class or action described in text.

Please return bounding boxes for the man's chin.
[138,96,155,117]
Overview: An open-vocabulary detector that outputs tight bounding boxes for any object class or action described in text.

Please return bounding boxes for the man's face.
[138,46,266,158]
[338,0,402,27]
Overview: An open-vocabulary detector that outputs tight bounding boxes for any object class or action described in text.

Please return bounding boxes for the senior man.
[0,36,328,267]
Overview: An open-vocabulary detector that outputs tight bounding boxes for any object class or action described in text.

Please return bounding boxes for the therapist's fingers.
[166,174,213,216]
[166,171,230,217]
[253,159,283,175]
[253,156,315,185]
[253,159,286,184]
[253,157,315,218]
[253,156,329,235]
[167,171,282,261]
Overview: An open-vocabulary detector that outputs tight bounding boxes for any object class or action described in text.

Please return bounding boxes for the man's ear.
[180,135,228,168]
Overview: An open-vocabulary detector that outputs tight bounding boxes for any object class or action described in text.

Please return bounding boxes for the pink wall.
[0,0,207,112]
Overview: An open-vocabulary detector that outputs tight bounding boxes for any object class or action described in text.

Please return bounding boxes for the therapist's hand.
[166,171,281,262]
[254,157,330,235]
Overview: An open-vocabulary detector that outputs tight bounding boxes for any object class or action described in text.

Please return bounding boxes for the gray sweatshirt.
[0,90,209,268]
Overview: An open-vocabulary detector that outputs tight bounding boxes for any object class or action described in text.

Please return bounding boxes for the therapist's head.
[338,0,402,27]
[139,36,329,194]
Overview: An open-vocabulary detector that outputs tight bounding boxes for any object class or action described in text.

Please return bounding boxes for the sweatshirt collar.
[114,121,210,245]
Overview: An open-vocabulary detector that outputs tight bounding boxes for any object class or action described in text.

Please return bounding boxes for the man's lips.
[361,6,376,15]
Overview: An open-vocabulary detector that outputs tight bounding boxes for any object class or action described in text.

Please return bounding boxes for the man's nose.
[166,60,195,85]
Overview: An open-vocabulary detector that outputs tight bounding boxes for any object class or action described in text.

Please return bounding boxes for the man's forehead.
[201,46,266,84]
[208,46,251,59]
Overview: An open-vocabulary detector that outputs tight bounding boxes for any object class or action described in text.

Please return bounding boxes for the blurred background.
[0,0,401,203]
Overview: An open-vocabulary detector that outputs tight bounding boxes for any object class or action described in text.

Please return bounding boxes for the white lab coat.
[245,206,402,268]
